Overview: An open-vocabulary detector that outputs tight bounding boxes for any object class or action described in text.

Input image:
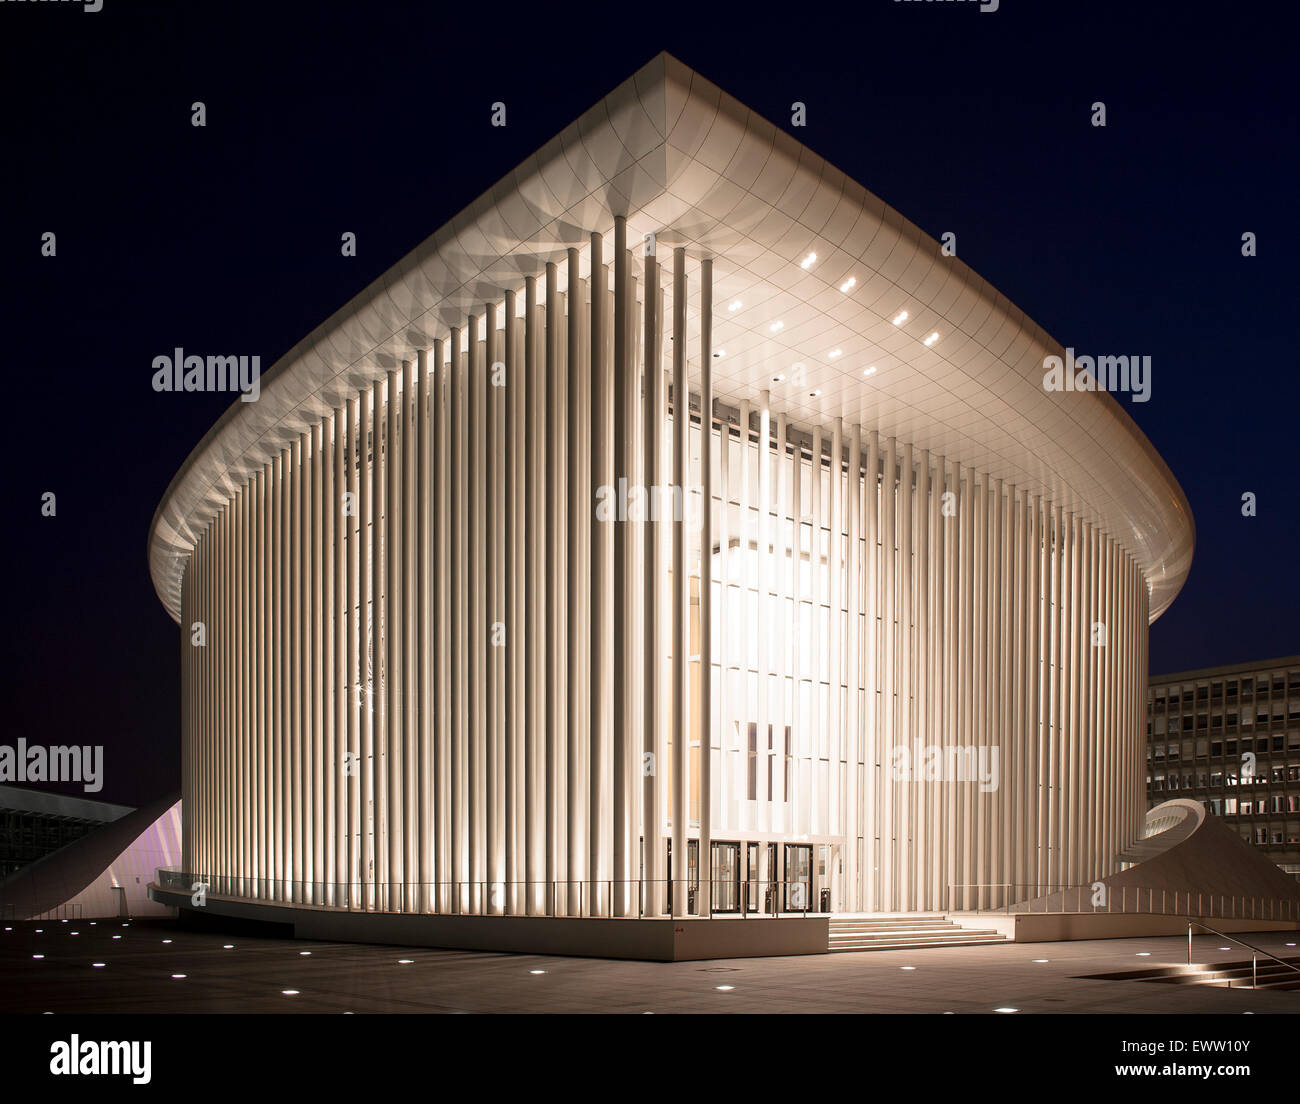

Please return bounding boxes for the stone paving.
[2,917,1297,1014]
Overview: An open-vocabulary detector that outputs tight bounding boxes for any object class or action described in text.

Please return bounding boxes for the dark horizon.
[2,0,1295,806]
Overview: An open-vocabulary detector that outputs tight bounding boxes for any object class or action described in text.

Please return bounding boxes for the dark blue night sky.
[3,1,1294,805]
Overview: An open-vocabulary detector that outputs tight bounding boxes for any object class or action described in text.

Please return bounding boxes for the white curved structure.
[1,795,181,920]
[1020,798,1300,918]
[149,54,1193,918]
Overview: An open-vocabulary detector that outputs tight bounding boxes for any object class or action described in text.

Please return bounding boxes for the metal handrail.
[1186,919,1300,988]
[152,870,826,919]
[946,881,1300,921]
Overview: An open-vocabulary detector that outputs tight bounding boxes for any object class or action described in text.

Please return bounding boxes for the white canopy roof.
[149,52,1193,623]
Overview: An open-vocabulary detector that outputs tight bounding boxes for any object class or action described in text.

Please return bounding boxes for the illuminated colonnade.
[157,54,1189,922]
[180,222,1150,917]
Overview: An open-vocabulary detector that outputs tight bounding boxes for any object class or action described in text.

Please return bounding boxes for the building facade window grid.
[1146,659,1300,879]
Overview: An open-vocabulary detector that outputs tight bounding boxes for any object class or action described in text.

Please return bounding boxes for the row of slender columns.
[181,226,717,916]
[178,230,1150,917]
[708,421,1149,912]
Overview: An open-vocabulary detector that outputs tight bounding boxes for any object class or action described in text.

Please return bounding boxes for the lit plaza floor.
[1,917,1296,1014]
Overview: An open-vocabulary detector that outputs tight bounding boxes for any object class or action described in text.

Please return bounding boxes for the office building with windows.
[146,53,1194,945]
[1146,657,1300,881]
[0,787,132,881]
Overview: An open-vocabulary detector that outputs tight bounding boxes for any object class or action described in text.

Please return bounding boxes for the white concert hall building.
[147,54,1194,949]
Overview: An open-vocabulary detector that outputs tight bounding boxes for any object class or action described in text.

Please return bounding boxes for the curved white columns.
[179,235,1153,919]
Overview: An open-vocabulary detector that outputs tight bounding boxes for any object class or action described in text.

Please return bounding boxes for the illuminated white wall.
[180,226,1151,917]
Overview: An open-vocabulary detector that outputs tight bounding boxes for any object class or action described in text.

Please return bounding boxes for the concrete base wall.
[955,910,1300,943]
[149,884,828,961]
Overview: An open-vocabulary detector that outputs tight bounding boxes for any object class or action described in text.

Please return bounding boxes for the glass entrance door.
[711,842,741,912]
[745,843,759,914]
[766,843,778,913]
[666,839,699,915]
[784,844,812,912]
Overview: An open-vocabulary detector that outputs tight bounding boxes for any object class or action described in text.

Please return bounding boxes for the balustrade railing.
[947,881,1300,922]
[154,868,824,918]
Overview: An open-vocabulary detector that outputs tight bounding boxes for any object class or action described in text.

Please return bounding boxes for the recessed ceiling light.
[1219,946,1231,951]
[70,932,79,936]
[923,331,940,347]
[1032,959,1049,963]
[891,310,909,326]
[900,966,917,971]
[223,945,234,950]
[112,935,121,940]
[828,348,842,359]
[800,252,817,269]
[32,954,44,959]
[840,276,856,293]
[530,969,546,975]
[728,299,742,312]
[162,939,171,944]
[35,929,43,933]
[282,989,300,996]
[863,366,878,376]
[993,1007,1019,1013]
[715,985,735,991]
[769,321,784,333]
[300,951,312,956]
[397,959,414,965]
[91,963,105,968]
[1136,952,1151,957]
[171,974,186,979]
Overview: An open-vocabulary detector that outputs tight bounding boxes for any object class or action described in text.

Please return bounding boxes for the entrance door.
[711,842,740,913]
[783,844,812,912]
[766,842,778,914]
[745,843,759,914]
[665,840,699,915]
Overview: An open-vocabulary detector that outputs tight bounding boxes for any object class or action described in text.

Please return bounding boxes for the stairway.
[1082,957,1300,991]
[1147,958,1300,991]
[828,914,1008,952]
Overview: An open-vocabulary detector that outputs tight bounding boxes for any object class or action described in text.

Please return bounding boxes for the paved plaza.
[2,918,1296,1014]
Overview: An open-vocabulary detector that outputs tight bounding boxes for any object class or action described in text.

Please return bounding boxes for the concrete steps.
[1154,959,1300,991]
[1081,956,1300,991]
[828,914,1008,953]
